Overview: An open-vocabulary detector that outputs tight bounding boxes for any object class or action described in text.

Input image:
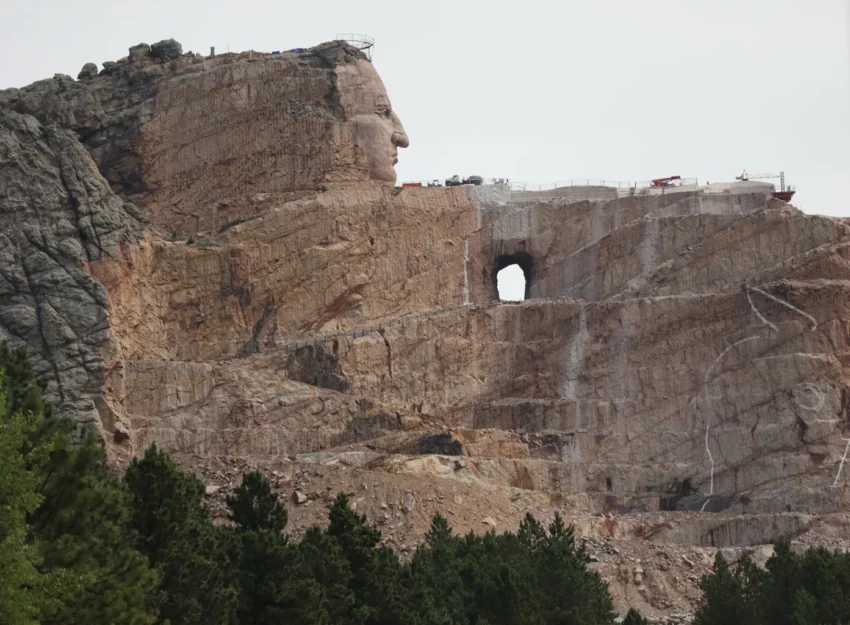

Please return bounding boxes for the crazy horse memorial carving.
[2,37,850,618]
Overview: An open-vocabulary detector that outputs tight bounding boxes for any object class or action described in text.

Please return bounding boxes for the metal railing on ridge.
[508,178,699,192]
[399,177,700,192]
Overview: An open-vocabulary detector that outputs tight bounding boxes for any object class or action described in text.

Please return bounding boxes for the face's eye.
[376,107,392,119]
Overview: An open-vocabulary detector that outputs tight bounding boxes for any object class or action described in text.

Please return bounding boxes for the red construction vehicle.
[650,175,681,188]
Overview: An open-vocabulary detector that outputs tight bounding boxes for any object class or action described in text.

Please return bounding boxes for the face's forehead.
[335,59,391,117]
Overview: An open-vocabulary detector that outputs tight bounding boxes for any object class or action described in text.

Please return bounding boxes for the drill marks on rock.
[747,286,850,486]
[492,206,533,242]
[746,287,828,427]
[378,329,393,381]
[705,285,843,493]
[562,307,588,400]
[236,301,279,358]
[147,65,348,233]
[636,217,661,282]
[701,335,761,511]
[698,287,779,496]
[267,301,481,355]
[462,238,470,306]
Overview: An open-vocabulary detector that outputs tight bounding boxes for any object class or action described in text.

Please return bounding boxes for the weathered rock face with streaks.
[0,107,141,427]
[3,37,850,619]
[0,40,409,235]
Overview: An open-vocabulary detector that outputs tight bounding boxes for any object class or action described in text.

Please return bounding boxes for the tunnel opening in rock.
[494,253,534,301]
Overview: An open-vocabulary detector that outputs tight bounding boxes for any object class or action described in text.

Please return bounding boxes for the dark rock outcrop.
[128,43,152,61]
[0,60,162,202]
[0,108,141,428]
[151,39,183,60]
[77,63,98,80]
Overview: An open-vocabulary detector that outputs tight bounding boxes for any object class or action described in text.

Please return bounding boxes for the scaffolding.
[336,33,374,60]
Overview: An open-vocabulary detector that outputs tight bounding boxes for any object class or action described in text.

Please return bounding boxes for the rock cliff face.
[0,107,141,427]
[3,38,850,619]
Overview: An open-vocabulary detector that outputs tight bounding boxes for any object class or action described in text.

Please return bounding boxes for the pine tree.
[235,529,326,625]
[227,470,287,532]
[0,343,156,625]
[692,543,850,625]
[31,431,157,625]
[533,513,614,625]
[124,444,237,625]
[791,589,819,625]
[410,517,464,625]
[735,555,766,622]
[299,526,357,625]
[424,514,454,547]
[225,470,326,625]
[693,553,755,625]
[761,540,801,625]
[622,608,649,625]
[516,513,546,553]
[793,547,850,625]
[0,343,52,419]
[454,529,542,625]
[325,493,412,625]
[124,444,209,561]
[327,493,382,576]
[0,395,50,625]
[411,514,470,624]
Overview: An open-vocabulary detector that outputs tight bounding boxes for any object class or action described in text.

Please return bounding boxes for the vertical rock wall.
[0,108,141,427]
[3,38,850,523]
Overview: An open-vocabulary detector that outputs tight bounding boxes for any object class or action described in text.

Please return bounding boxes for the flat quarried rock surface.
[2,38,850,620]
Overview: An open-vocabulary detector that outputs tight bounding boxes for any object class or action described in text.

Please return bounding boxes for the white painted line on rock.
[746,288,778,333]
[795,383,826,412]
[748,286,817,332]
[701,335,760,511]
[833,438,850,487]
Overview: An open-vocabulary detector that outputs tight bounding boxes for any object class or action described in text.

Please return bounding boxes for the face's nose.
[391,112,410,148]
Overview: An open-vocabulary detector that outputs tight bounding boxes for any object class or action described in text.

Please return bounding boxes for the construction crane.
[735,170,795,202]
[736,169,780,181]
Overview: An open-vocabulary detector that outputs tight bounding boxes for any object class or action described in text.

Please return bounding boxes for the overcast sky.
[2,0,847,214]
[2,0,849,300]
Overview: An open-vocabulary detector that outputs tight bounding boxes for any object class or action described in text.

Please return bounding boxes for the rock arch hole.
[494,253,534,301]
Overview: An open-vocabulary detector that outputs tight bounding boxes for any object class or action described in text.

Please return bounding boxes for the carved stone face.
[335,59,409,184]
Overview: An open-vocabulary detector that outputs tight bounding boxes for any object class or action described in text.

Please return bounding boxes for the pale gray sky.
[2,0,848,227]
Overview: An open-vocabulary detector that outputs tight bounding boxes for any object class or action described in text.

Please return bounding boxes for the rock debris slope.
[3,38,850,620]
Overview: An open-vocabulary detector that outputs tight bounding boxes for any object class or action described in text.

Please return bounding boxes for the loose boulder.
[77,62,98,80]
[151,39,183,61]
[128,43,151,61]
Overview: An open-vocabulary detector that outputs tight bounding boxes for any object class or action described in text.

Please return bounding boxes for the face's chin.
[354,115,397,184]
[371,166,397,184]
